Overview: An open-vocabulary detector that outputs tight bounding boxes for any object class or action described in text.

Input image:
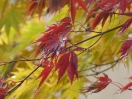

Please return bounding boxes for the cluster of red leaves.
[83,0,132,60]
[26,0,68,16]
[27,0,132,30]
[35,17,72,59]
[27,0,88,22]
[85,0,132,29]
[27,0,132,28]
[27,0,132,92]
[0,78,8,99]
[34,17,79,89]
[81,73,112,93]
[36,51,78,89]
[55,51,78,84]
[81,74,132,94]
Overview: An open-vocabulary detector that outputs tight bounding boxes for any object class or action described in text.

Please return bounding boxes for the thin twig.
[0,58,40,66]
[68,24,123,49]
[78,59,119,72]
[78,35,103,55]
[79,59,119,77]
[7,65,41,95]
[0,24,122,67]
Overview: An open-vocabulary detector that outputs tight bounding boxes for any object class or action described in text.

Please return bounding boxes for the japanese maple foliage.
[34,17,72,59]
[3,0,132,98]
[34,17,79,88]
[55,51,78,83]
[81,73,112,93]
[31,0,132,92]
[27,0,68,16]
[117,17,132,35]
[118,38,132,59]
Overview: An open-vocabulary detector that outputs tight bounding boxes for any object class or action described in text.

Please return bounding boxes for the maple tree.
[1,0,132,99]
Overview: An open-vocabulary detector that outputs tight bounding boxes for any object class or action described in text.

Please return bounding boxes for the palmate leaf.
[35,17,72,58]
[81,73,111,93]
[56,52,71,82]
[55,51,78,84]
[36,51,78,89]
[91,11,110,29]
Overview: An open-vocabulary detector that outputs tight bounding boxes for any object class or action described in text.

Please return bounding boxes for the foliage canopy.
[0,0,132,99]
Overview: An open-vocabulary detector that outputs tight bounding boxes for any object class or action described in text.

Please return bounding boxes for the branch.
[7,64,41,95]
[128,88,132,91]
[68,24,123,49]
[79,59,119,77]
[78,59,119,72]
[1,24,122,67]
[78,35,103,55]
[0,58,40,66]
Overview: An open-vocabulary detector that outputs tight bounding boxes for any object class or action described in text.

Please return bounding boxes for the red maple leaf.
[36,63,54,89]
[26,0,46,17]
[68,51,78,84]
[55,51,78,83]
[27,0,68,16]
[117,17,132,35]
[117,38,132,59]
[36,51,78,89]
[35,17,72,59]
[70,0,88,23]
[92,11,111,29]
[81,73,111,93]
